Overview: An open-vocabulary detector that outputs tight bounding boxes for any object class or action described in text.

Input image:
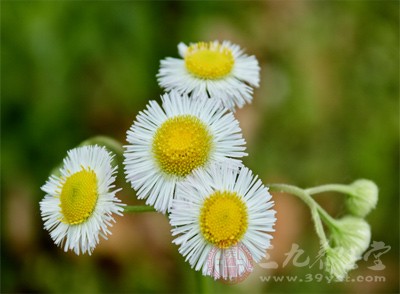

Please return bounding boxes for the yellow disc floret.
[60,169,98,225]
[200,191,248,248]
[185,42,234,79]
[152,115,213,177]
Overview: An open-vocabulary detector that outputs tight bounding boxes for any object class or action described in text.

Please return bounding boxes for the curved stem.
[310,207,330,250]
[268,184,315,208]
[315,204,337,229]
[305,184,353,196]
[80,135,124,157]
[123,205,156,213]
[268,184,329,249]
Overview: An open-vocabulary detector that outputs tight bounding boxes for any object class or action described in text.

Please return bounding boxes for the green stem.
[268,184,329,249]
[123,205,156,213]
[305,184,353,196]
[268,184,316,210]
[311,207,330,250]
[315,204,337,229]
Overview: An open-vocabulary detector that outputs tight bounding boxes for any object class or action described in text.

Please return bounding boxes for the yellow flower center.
[184,42,234,79]
[200,191,248,248]
[152,115,213,177]
[59,169,98,225]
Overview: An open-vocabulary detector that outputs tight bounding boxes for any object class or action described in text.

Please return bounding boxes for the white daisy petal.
[39,145,125,255]
[124,91,246,214]
[157,41,260,110]
[170,164,276,282]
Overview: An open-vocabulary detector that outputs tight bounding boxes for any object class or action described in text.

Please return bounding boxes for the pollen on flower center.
[185,42,234,79]
[199,191,248,248]
[152,115,213,177]
[60,169,98,225]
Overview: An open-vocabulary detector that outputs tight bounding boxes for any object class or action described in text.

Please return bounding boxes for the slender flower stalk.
[305,179,378,217]
[268,184,329,249]
[123,205,156,213]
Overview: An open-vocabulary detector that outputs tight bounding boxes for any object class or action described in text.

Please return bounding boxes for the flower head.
[124,91,247,214]
[40,145,125,255]
[157,41,260,110]
[346,179,378,217]
[170,164,276,281]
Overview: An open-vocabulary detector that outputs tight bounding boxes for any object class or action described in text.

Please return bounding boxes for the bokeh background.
[1,1,399,293]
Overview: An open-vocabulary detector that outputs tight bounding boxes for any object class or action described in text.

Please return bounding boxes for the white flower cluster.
[40,41,276,282]
[39,40,378,284]
[124,41,276,281]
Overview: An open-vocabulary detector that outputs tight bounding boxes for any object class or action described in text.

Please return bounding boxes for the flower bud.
[324,247,357,281]
[346,179,378,217]
[329,216,371,259]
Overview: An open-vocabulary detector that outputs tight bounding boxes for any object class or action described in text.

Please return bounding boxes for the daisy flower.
[40,145,125,255]
[170,164,276,281]
[124,91,247,214]
[157,41,260,110]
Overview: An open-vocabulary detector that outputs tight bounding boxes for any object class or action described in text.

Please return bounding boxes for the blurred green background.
[1,1,398,293]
